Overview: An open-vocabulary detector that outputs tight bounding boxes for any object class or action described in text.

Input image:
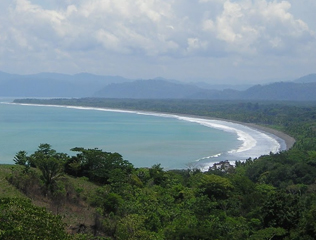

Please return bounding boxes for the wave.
[175,116,257,153]
[195,153,222,162]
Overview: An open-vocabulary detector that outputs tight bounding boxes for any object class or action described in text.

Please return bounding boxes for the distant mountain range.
[94,79,205,99]
[0,71,129,97]
[95,73,316,101]
[293,74,316,83]
[1,71,316,101]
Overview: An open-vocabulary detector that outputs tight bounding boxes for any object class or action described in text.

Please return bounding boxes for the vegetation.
[0,198,70,240]
[3,98,316,239]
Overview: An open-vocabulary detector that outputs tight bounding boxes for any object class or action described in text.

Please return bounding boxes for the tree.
[103,192,123,214]
[149,164,166,185]
[28,144,68,194]
[67,148,133,184]
[195,174,234,200]
[13,150,29,166]
[261,191,300,230]
[13,150,31,173]
[0,198,70,240]
[30,143,68,168]
[249,227,287,240]
[38,157,65,193]
[115,214,161,240]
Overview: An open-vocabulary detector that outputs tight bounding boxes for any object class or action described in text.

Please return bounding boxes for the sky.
[0,0,315,84]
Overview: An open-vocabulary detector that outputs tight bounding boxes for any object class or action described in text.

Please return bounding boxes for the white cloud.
[187,38,208,53]
[96,29,121,52]
[200,0,315,56]
[5,0,315,56]
[0,0,315,82]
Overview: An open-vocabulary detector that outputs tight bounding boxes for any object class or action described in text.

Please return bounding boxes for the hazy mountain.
[190,82,253,91]
[188,88,240,100]
[1,71,316,101]
[94,79,205,99]
[199,81,316,101]
[94,74,316,101]
[0,71,17,82]
[0,72,130,97]
[240,82,316,101]
[293,74,316,83]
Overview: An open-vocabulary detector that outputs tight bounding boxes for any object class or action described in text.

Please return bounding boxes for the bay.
[0,101,244,169]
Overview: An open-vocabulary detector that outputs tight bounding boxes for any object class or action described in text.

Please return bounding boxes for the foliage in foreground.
[8,142,316,239]
[0,198,70,240]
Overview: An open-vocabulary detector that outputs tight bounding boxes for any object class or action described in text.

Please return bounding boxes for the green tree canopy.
[0,198,70,240]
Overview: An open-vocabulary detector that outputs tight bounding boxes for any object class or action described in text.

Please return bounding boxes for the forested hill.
[4,99,316,239]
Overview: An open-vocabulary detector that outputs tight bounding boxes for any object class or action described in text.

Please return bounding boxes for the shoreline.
[179,114,295,151]
[3,101,295,171]
[126,109,295,151]
[239,123,295,150]
[7,101,295,151]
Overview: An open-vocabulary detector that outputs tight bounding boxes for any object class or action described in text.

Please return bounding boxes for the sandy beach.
[12,101,296,151]
[153,111,296,151]
[240,123,295,150]
[4,102,296,168]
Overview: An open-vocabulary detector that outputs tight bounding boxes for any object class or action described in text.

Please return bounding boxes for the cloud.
[4,0,315,56]
[201,0,315,56]
[0,0,315,81]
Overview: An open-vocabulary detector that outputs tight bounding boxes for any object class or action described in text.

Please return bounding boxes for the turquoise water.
[0,102,242,169]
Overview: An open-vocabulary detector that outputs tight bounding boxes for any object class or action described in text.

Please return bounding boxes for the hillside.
[0,163,100,238]
[0,165,27,198]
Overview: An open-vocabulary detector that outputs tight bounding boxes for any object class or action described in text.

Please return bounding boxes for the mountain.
[0,72,130,97]
[293,73,316,83]
[240,82,316,101]
[0,71,18,82]
[94,79,205,99]
[94,75,316,101]
[190,82,253,91]
[1,71,316,101]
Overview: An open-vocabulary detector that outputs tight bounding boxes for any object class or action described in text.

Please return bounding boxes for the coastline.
[133,109,295,151]
[6,101,296,150]
[185,114,295,151]
[4,102,295,166]
[239,123,295,150]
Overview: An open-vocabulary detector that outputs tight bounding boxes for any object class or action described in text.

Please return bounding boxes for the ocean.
[0,100,285,170]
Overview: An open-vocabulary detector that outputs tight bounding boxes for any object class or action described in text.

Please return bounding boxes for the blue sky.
[0,0,315,84]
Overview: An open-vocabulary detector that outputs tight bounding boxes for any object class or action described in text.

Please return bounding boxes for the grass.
[0,164,101,235]
[0,164,27,198]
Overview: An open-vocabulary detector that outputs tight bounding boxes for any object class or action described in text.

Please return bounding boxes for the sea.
[0,99,285,170]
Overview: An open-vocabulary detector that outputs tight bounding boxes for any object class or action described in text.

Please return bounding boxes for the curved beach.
[240,123,295,150]
[127,110,295,151]
[148,113,294,170]
[72,106,295,170]
[4,102,295,169]
[14,101,295,148]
